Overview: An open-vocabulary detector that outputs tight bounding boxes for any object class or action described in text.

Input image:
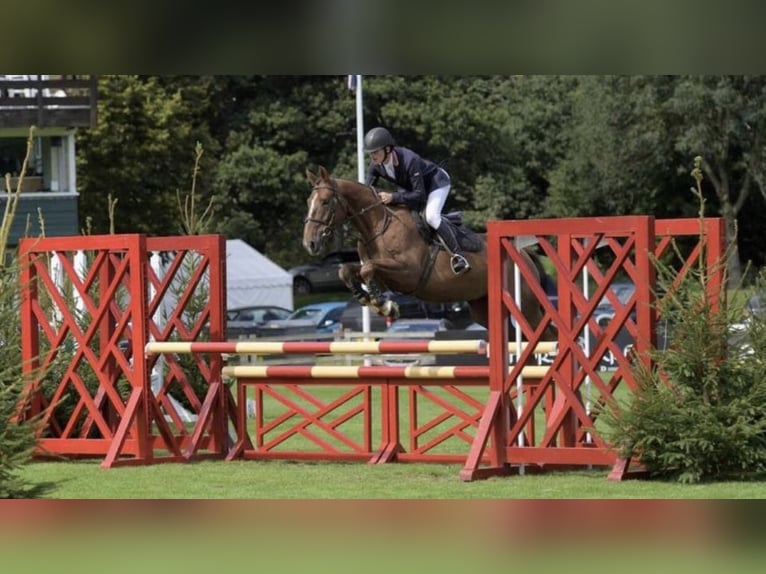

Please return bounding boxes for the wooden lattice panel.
[19,234,231,467]
[461,216,725,481]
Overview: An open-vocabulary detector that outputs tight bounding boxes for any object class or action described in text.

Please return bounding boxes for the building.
[0,75,98,245]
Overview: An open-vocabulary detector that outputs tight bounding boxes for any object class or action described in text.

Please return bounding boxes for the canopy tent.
[226,239,293,311]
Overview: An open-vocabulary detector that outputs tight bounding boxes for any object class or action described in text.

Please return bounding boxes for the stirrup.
[450,254,470,275]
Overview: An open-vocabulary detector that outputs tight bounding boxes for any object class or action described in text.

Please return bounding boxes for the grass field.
[19,359,766,500]
[18,458,766,499]
[15,289,766,500]
[8,460,766,574]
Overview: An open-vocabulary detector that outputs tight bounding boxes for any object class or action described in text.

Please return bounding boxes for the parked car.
[339,292,472,332]
[744,291,765,321]
[372,318,454,366]
[594,281,636,324]
[385,318,454,336]
[226,305,292,338]
[288,249,360,295]
[729,290,766,352]
[256,301,346,337]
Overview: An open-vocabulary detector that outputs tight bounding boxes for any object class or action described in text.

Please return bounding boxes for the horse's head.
[303,166,345,255]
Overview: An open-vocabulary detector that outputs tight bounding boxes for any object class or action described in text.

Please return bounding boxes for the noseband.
[304,183,342,234]
[304,180,390,245]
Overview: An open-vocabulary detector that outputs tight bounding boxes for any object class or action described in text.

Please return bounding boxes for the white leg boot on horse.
[436,222,471,276]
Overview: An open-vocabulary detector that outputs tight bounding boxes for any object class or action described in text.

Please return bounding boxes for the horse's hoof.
[382,299,400,319]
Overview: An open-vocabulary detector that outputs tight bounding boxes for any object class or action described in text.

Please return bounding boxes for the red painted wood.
[19,233,231,467]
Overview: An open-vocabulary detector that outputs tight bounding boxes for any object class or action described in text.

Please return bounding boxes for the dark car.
[226,305,292,338]
[288,249,360,295]
[339,292,472,332]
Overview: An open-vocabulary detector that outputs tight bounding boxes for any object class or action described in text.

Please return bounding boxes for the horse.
[303,165,551,334]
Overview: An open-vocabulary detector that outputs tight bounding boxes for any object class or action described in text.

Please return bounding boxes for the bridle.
[303,182,342,235]
[304,180,392,246]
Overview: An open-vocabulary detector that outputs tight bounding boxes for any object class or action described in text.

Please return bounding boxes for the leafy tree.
[361,75,520,224]
[72,75,766,275]
[208,76,357,265]
[478,75,577,223]
[667,75,766,285]
[546,76,677,218]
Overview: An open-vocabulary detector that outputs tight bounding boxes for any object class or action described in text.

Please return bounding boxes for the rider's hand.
[380,192,393,205]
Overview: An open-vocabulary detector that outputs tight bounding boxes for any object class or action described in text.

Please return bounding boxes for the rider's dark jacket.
[365,146,450,209]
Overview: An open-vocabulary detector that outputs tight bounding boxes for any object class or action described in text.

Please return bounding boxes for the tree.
[546,76,678,218]
[0,264,40,498]
[1,131,45,498]
[480,75,577,223]
[207,76,358,264]
[667,75,766,285]
[359,76,542,227]
[76,75,218,236]
[73,76,766,275]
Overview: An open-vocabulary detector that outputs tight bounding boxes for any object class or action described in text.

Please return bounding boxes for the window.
[0,134,74,192]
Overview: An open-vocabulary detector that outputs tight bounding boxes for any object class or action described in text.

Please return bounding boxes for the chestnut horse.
[303,166,550,332]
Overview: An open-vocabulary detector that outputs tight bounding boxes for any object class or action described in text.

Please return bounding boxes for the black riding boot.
[436,223,471,275]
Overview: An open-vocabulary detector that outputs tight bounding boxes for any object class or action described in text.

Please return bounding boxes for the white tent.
[226,239,293,311]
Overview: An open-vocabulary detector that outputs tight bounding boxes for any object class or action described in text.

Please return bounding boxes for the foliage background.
[75,75,766,282]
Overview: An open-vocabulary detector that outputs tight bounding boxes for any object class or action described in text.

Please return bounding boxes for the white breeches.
[424,183,450,229]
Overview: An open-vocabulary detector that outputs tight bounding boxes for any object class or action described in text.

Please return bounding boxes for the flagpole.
[351,75,372,336]
[355,75,365,184]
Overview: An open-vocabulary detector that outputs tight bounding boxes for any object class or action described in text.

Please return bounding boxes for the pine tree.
[0,262,42,498]
[0,128,45,498]
[600,158,766,483]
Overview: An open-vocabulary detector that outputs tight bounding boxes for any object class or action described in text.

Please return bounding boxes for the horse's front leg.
[340,262,397,318]
[358,261,402,320]
[339,263,371,305]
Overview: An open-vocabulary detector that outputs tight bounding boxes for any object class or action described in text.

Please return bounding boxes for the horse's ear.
[306,168,317,186]
[318,165,330,181]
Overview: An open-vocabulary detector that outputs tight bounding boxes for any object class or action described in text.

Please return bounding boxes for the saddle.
[412,210,484,253]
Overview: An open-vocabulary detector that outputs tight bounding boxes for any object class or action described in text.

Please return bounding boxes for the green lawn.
[20,370,766,500]
[19,458,766,499]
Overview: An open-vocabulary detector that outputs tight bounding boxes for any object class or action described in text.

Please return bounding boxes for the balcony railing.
[0,75,97,129]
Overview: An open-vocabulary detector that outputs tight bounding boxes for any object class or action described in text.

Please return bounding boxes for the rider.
[363,126,470,275]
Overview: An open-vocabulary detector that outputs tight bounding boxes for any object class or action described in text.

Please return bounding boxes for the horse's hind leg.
[468,297,489,328]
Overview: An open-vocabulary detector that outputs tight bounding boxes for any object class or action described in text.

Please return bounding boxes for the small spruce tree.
[601,157,766,483]
[0,128,44,498]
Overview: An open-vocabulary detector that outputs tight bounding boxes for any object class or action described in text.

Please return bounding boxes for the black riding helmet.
[363,127,396,153]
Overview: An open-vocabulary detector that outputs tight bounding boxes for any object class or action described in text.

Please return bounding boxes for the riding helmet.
[363,127,396,153]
